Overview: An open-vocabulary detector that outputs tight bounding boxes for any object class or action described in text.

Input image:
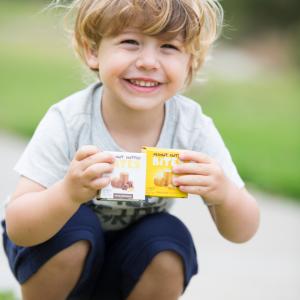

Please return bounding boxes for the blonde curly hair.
[51,0,223,85]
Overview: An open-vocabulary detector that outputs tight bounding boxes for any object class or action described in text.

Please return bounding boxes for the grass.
[0,44,85,136]
[186,73,300,199]
[0,291,17,300]
[0,1,86,136]
[1,1,299,200]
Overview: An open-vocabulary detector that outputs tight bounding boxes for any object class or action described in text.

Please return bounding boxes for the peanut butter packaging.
[143,147,187,198]
[96,148,187,202]
[97,152,146,201]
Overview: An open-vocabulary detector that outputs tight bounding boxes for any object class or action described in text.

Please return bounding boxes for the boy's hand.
[63,145,115,204]
[172,150,232,206]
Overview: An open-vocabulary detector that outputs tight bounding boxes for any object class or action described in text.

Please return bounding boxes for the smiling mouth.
[125,79,161,87]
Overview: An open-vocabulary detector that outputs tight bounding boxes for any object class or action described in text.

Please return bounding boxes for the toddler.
[2,0,260,299]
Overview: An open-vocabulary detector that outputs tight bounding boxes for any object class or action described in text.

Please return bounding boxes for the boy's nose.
[135,48,160,70]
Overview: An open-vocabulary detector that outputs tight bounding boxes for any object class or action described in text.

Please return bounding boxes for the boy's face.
[85,28,191,112]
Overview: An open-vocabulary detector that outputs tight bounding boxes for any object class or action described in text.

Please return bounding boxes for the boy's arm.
[5,146,115,247]
[208,186,259,243]
[172,150,260,243]
[5,177,80,247]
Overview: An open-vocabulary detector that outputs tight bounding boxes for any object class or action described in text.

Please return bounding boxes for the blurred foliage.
[221,0,300,66]
[0,291,17,300]
[222,0,300,32]
[187,72,300,200]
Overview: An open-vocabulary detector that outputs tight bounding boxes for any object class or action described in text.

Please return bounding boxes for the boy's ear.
[83,42,99,70]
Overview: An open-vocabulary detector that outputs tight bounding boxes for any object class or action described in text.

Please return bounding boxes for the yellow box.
[143,147,187,198]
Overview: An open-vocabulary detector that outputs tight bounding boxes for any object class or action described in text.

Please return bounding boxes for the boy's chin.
[122,99,165,112]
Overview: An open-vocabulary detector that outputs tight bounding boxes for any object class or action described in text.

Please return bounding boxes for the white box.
[96,152,146,201]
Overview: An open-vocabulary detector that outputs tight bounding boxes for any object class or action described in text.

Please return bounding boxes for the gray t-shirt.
[14,82,244,230]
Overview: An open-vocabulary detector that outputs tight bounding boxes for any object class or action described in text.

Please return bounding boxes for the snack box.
[97,152,146,201]
[96,148,188,201]
[142,147,187,198]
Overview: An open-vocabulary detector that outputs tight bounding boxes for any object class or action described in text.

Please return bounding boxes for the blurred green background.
[0,0,299,202]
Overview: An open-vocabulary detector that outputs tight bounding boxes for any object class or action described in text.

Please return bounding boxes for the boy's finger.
[80,152,115,170]
[173,174,210,187]
[178,185,210,196]
[90,176,111,190]
[179,150,212,163]
[83,162,114,180]
[75,145,100,161]
[172,162,210,175]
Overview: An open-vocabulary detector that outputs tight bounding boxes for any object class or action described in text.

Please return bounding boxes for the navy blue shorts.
[2,205,198,300]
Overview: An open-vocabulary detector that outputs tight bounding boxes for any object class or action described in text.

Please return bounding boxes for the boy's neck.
[101,97,165,152]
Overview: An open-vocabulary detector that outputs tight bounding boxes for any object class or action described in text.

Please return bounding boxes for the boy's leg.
[94,212,198,300]
[21,240,90,300]
[2,205,105,300]
[127,250,184,300]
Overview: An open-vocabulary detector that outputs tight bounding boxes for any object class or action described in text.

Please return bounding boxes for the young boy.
[2,0,260,299]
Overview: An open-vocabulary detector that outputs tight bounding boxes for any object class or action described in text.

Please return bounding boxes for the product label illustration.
[99,152,146,201]
[143,147,187,198]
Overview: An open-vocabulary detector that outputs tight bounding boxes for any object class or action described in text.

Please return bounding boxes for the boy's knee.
[128,251,184,299]
[20,241,91,300]
[150,251,184,283]
[50,240,90,270]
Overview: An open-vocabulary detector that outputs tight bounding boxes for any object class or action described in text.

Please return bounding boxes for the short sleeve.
[14,106,71,188]
[193,115,245,189]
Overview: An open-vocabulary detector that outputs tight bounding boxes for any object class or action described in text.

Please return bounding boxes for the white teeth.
[129,79,159,87]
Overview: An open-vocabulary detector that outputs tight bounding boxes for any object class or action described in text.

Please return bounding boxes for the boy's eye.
[161,44,179,50]
[121,39,139,45]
